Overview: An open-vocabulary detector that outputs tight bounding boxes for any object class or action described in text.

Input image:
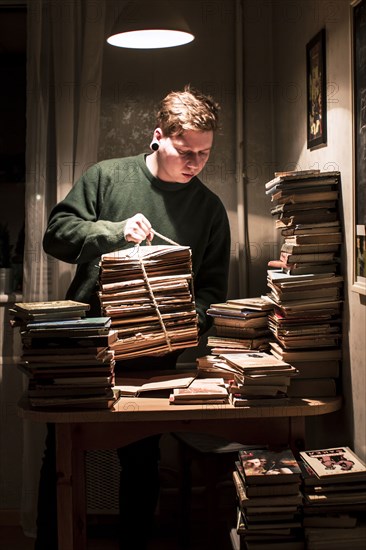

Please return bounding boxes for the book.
[207,304,269,317]
[271,200,337,215]
[282,263,338,276]
[270,342,342,362]
[220,352,297,375]
[267,270,338,284]
[239,448,302,485]
[299,447,366,479]
[12,300,90,314]
[281,242,340,255]
[280,221,340,236]
[169,378,229,403]
[235,462,300,497]
[24,317,111,329]
[275,210,339,228]
[116,372,197,397]
[282,233,342,245]
[28,389,120,409]
[233,470,303,507]
[265,170,339,191]
[225,297,273,311]
[271,190,339,204]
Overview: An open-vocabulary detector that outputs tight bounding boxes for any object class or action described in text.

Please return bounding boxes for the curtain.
[21,0,106,535]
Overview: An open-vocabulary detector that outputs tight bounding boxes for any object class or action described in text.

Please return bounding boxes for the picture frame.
[306,28,327,149]
[351,0,366,295]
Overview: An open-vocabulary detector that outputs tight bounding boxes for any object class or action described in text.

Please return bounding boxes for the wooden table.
[18,394,342,550]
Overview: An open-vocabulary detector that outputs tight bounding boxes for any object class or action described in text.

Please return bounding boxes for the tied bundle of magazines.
[98,245,199,360]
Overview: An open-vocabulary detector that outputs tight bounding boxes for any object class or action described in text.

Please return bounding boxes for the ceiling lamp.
[106,0,194,49]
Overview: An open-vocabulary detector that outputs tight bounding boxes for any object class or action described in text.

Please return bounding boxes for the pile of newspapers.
[98,245,199,360]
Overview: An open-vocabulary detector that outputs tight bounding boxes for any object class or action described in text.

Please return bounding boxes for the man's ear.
[154,127,163,140]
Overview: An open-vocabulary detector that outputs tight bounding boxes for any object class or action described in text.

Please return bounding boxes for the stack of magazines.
[221,352,298,406]
[264,170,343,399]
[299,446,366,549]
[231,447,304,549]
[206,296,273,354]
[98,245,199,360]
[10,300,119,409]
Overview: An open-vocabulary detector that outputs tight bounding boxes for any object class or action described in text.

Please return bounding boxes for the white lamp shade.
[106,0,194,49]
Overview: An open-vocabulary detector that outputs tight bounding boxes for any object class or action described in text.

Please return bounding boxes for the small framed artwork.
[351,0,366,294]
[306,28,327,149]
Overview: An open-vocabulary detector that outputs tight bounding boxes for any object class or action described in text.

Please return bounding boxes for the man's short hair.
[156,84,220,136]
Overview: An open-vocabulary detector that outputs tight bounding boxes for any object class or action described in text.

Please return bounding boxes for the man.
[36,85,231,549]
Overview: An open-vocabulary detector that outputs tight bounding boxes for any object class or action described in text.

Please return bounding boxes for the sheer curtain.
[21,0,106,535]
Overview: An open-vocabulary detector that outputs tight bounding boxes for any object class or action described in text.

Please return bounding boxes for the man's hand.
[124,213,154,244]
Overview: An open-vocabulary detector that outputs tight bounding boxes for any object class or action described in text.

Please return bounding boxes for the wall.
[270,0,365,459]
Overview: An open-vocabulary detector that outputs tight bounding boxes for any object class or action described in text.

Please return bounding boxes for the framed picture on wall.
[351,0,366,295]
[306,28,327,149]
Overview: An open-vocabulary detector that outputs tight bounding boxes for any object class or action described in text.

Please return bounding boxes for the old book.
[283,263,338,275]
[208,336,271,352]
[271,200,337,215]
[275,210,339,228]
[208,303,269,317]
[225,297,273,311]
[238,448,302,485]
[25,317,111,330]
[279,251,337,264]
[12,300,90,314]
[220,352,297,375]
[21,330,119,348]
[235,462,300,497]
[265,170,339,191]
[271,190,338,203]
[28,389,120,409]
[267,270,338,284]
[233,473,303,507]
[299,447,366,480]
[283,232,342,245]
[281,242,340,254]
[280,221,340,236]
[116,372,197,397]
[270,342,342,362]
[210,315,269,329]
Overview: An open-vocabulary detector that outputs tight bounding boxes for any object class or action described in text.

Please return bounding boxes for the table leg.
[289,416,306,454]
[56,424,87,550]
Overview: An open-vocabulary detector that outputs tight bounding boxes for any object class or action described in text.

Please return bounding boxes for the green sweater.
[43,154,231,333]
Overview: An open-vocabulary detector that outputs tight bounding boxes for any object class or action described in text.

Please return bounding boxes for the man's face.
[156,129,213,183]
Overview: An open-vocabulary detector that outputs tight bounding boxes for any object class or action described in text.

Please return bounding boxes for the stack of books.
[98,245,199,360]
[11,300,119,409]
[266,169,341,276]
[206,297,273,354]
[299,446,366,549]
[231,447,304,549]
[217,351,298,406]
[264,169,343,398]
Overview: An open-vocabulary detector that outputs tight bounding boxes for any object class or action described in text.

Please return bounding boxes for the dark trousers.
[34,351,181,550]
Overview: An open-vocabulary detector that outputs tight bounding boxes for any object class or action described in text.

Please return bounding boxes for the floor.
[0,519,234,550]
